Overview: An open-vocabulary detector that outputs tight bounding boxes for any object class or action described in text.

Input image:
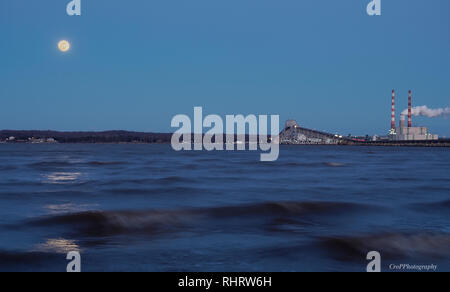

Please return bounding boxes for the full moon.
[58,40,71,52]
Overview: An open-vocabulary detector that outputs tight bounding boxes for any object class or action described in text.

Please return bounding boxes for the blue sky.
[1,0,449,136]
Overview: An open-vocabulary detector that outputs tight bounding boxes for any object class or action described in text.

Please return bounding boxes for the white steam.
[401,106,450,118]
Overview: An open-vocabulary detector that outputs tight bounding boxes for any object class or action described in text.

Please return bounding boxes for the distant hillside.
[0,130,173,143]
[0,131,266,144]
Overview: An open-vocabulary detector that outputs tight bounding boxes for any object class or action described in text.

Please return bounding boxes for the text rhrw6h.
[66,1,381,17]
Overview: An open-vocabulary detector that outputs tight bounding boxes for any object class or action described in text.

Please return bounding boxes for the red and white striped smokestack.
[391,90,396,130]
[408,90,412,128]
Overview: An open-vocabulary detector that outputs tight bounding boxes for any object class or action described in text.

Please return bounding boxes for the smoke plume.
[402,106,450,118]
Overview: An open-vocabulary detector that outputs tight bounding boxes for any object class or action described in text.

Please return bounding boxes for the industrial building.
[279,120,342,144]
[389,90,438,141]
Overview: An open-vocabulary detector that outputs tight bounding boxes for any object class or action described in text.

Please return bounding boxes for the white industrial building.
[393,122,439,141]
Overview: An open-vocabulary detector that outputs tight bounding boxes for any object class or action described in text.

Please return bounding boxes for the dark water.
[0,144,449,272]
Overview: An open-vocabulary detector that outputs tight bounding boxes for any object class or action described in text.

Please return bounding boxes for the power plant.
[279,89,442,145]
[389,90,438,141]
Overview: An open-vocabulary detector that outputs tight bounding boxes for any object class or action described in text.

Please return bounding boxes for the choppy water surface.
[0,144,449,272]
